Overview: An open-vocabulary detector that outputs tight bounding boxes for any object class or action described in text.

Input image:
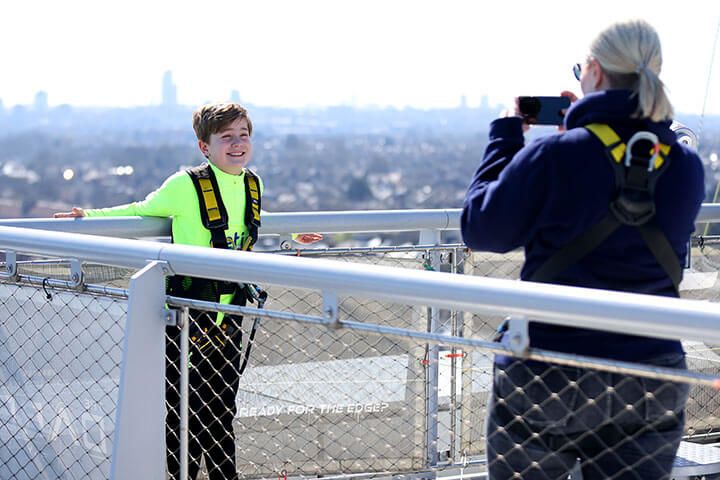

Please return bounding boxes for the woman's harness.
[530,123,681,295]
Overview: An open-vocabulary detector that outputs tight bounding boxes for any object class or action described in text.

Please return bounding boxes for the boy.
[56,102,320,479]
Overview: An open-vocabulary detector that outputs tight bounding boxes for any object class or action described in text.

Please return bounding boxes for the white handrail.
[2,203,719,238]
[1,224,720,345]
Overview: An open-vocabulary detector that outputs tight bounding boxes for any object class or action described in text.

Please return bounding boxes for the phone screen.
[518,96,571,125]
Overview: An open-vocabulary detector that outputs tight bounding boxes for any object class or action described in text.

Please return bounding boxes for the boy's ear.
[198,140,210,159]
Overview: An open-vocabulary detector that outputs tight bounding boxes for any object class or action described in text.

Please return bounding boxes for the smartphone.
[518,96,571,125]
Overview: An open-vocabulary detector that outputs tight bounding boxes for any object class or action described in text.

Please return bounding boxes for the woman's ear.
[589,59,606,90]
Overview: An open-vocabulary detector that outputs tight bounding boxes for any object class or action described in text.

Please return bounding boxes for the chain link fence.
[3,240,720,479]
[0,259,129,480]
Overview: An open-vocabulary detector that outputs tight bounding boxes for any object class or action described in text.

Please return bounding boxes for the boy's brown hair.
[192,102,253,143]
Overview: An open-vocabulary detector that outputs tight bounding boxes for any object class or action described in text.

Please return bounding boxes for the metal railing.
[2,208,720,479]
[3,203,720,239]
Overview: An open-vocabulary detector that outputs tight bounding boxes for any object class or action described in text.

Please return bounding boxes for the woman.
[462,19,705,479]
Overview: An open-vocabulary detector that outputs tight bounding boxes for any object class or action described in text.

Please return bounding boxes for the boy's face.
[198,117,252,175]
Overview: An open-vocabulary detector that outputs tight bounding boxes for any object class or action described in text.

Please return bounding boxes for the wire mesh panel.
[166,284,429,480]
[0,281,126,480]
[485,355,691,480]
[255,242,720,474]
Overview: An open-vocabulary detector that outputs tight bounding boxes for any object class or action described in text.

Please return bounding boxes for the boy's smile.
[199,118,253,175]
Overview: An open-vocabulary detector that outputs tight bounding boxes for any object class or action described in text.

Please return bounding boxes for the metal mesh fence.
[264,243,720,473]
[165,284,429,479]
[4,240,720,479]
[0,278,127,480]
[485,356,691,479]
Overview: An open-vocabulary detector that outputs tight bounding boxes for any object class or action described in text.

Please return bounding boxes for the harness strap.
[187,163,229,250]
[530,215,620,283]
[586,123,625,163]
[242,170,262,251]
[531,124,680,295]
[638,222,682,292]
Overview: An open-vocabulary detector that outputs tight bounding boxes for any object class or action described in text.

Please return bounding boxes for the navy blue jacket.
[462,90,705,361]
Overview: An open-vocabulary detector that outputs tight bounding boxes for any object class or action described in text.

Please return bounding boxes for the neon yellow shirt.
[87,162,264,326]
[85,162,264,250]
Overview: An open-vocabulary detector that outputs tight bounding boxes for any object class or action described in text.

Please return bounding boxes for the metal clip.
[0,251,17,280]
[323,291,339,328]
[625,131,661,172]
[165,309,178,327]
[69,258,84,289]
[505,315,530,358]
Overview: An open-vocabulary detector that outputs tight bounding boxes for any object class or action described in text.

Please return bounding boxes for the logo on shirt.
[227,232,247,250]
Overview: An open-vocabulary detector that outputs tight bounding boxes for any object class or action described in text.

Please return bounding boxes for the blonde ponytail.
[590,19,673,122]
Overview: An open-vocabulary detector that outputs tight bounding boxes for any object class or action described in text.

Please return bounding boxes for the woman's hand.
[53,207,86,218]
[558,91,579,132]
[500,98,530,132]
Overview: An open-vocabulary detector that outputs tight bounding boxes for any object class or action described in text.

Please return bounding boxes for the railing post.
[421,229,442,469]
[110,260,169,480]
[180,307,190,480]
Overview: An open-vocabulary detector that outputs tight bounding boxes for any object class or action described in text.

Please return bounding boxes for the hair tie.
[635,63,648,74]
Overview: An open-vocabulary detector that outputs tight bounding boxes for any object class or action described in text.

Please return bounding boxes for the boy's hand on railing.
[293,233,323,245]
[53,207,86,218]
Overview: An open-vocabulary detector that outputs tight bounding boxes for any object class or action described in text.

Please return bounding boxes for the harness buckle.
[625,131,661,172]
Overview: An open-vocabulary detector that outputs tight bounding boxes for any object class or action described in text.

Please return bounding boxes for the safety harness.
[167,163,264,357]
[186,162,262,252]
[530,123,682,294]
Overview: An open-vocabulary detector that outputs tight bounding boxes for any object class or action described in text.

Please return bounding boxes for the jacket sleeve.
[461,117,551,253]
[85,172,190,218]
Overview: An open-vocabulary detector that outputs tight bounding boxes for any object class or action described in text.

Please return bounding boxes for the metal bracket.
[323,291,339,328]
[147,259,174,276]
[69,258,84,289]
[165,309,178,327]
[505,315,530,357]
[0,251,18,280]
[279,235,293,250]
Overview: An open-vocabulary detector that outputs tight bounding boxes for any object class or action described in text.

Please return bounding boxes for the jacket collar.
[564,89,676,145]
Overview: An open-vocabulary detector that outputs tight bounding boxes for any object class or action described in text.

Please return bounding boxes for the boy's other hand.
[294,233,323,245]
[53,207,86,218]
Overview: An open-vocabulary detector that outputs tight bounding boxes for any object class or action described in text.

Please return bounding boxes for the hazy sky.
[2,0,720,114]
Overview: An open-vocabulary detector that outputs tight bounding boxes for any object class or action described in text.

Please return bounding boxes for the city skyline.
[2,1,719,114]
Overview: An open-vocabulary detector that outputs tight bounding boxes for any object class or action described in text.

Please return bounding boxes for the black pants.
[165,311,243,480]
[486,354,688,480]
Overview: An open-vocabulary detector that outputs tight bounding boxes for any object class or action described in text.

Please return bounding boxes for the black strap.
[530,215,620,283]
[243,170,262,251]
[639,222,682,294]
[186,163,229,249]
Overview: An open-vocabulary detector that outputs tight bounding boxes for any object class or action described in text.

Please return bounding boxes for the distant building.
[480,95,490,111]
[34,91,48,111]
[162,71,177,107]
[460,95,468,109]
[230,90,241,104]
[0,98,4,114]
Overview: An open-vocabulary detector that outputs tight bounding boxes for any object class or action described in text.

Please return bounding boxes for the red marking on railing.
[444,353,466,359]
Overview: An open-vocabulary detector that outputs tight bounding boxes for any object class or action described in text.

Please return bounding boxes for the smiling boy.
[55,102,319,479]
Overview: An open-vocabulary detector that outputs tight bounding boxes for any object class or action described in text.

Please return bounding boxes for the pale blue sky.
[2,0,719,114]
